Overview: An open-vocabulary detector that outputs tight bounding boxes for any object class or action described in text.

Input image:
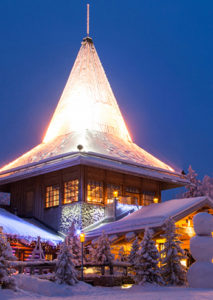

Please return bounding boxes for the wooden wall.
[8,164,162,231]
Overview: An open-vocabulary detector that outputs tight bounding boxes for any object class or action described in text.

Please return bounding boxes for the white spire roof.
[0,37,175,174]
[44,37,131,143]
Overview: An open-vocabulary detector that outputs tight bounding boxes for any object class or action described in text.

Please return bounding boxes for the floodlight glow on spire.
[0,6,176,174]
[43,37,132,144]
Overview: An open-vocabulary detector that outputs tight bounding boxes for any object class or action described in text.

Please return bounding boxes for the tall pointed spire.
[87,3,90,36]
[0,17,175,173]
[43,36,132,144]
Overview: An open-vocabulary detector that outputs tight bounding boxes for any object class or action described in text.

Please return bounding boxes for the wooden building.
[0,35,187,235]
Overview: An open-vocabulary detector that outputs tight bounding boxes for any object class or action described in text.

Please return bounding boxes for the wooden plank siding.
[4,164,164,232]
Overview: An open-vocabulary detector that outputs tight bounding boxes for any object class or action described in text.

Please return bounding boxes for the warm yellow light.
[180,259,187,267]
[121,284,133,289]
[80,233,85,243]
[113,191,118,198]
[156,238,166,244]
[153,197,159,203]
[107,199,114,204]
[186,226,195,237]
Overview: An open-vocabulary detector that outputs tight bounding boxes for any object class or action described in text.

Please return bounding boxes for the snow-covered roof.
[86,196,213,237]
[0,37,184,185]
[0,208,63,245]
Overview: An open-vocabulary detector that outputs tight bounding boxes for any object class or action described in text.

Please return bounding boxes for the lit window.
[63,179,79,204]
[142,191,155,206]
[87,180,104,204]
[107,184,122,200]
[45,185,59,208]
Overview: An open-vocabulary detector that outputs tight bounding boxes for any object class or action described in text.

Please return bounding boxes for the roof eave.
[0,152,187,187]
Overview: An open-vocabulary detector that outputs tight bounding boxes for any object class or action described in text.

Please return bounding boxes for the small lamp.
[113,190,118,198]
[153,197,159,204]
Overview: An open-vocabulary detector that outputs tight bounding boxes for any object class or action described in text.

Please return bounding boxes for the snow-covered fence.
[76,261,131,276]
[11,260,131,277]
[11,260,56,275]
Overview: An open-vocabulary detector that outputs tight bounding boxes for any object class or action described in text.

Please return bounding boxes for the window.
[63,179,79,204]
[87,180,104,204]
[125,186,140,205]
[142,191,155,206]
[45,185,59,208]
[107,184,122,200]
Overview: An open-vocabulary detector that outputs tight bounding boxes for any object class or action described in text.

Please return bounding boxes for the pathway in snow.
[1,285,213,300]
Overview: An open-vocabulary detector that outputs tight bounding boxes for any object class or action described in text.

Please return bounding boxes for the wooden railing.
[11,260,56,275]
[11,260,132,277]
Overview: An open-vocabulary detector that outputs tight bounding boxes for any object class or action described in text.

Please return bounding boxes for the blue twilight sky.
[0,1,212,199]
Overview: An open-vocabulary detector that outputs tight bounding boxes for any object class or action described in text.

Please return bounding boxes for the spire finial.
[87,3,90,36]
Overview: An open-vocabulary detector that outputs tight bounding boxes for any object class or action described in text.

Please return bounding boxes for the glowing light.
[80,233,85,243]
[113,191,118,198]
[76,229,81,235]
[0,38,176,175]
[153,197,159,203]
[186,226,195,237]
[156,238,166,244]
[180,259,187,267]
[121,284,133,289]
[43,38,131,144]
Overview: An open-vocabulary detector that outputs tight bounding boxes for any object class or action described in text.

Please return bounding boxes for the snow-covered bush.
[135,228,163,285]
[160,218,186,286]
[92,231,114,264]
[128,236,139,265]
[0,228,16,289]
[55,240,78,285]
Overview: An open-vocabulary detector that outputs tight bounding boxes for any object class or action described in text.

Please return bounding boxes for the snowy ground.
[1,275,213,300]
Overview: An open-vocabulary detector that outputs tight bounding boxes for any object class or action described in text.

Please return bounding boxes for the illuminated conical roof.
[0,37,175,174]
[44,37,131,144]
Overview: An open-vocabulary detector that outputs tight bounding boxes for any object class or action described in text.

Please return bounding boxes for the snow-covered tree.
[30,236,45,260]
[92,231,114,264]
[55,239,78,285]
[135,228,163,285]
[128,237,139,265]
[201,175,213,199]
[117,246,127,262]
[67,223,81,265]
[183,166,202,198]
[160,218,186,286]
[0,227,16,289]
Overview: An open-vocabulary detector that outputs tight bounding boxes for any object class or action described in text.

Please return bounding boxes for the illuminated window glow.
[107,184,121,200]
[87,180,103,205]
[63,179,79,204]
[45,185,59,208]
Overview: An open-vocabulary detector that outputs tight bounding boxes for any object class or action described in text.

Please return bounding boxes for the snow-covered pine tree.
[0,227,16,289]
[160,218,186,286]
[55,238,78,285]
[128,236,139,265]
[135,228,163,286]
[117,246,127,262]
[183,166,202,198]
[92,231,114,264]
[201,175,213,199]
[67,223,81,265]
[30,236,45,260]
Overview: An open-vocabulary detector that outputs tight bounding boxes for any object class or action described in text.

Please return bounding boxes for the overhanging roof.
[86,196,213,238]
[0,151,187,186]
